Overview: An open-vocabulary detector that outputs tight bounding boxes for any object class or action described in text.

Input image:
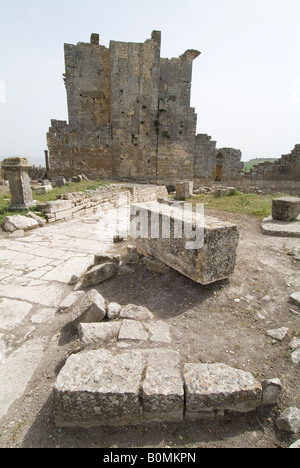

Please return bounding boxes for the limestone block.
[53,349,145,427]
[183,363,262,416]
[272,197,300,222]
[65,289,106,328]
[81,262,118,287]
[34,185,53,195]
[118,319,149,341]
[130,201,239,285]
[2,215,39,233]
[290,291,300,308]
[262,379,282,405]
[26,211,46,226]
[175,181,193,200]
[119,304,155,321]
[276,407,300,434]
[43,200,72,214]
[142,352,184,422]
[78,322,121,348]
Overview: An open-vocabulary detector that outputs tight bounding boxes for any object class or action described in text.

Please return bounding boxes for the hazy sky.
[0,0,299,165]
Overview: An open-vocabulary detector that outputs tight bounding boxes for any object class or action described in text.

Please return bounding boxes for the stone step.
[53,349,269,428]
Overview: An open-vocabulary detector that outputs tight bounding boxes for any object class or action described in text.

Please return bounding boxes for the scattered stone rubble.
[52,246,285,429]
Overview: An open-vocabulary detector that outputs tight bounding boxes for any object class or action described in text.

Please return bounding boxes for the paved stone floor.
[0,207,129,420]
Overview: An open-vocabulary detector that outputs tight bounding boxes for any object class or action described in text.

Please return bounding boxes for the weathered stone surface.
[26,211,46,226]
[66,289,106,328]
[267,327,289,342]
[43,200,72,214]
[143,321,172,344]
[79,322,121,348]
[261,216,300,238]
[276,407,300,434]
[291,348,300,365]
[130,201,239,285]
[81,262,118,287]
[262,378,282,405]
[143,256,170,274]
[184,363,262,416]
[175,181,193,200]
[2,215,39,233]
[118,319,149,342]
[119,304,155,321]
[272,197,300,222]
[53,349,145,427]
[94,252,121,267]
[141,350,184,423]
[2,157,34,210]
[107,302,122,320]
[290,439,300,448]
[290,292,300,308]
[34,185,53,195]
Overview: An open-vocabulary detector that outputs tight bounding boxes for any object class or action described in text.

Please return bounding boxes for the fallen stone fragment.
[290,292,300,308]
[290,338,300,350]
[118,319,149,341]
[267,327,289,342]
[82,262,118,287]
[78,322,121,348]
[291,349,300,365]
[2,215,39,233]
[262,378,282,406]
[289,440,300,448]
[183,363,262,417]
[276,407,300,434]
[122,245,142,265]
[94,252,121,267]
[143,256,170,274]
[26,211,46,226]
[53,349,145,427]
[107,302,122,320]
[119,304,155,321]
[66,289,106,328]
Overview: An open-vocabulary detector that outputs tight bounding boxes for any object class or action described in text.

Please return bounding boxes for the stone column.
[2,157,35,210]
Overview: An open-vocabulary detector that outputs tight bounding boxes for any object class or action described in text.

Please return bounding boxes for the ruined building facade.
[47,31,243,184]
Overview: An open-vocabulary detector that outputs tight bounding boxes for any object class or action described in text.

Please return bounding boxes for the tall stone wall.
[47,31,243,184]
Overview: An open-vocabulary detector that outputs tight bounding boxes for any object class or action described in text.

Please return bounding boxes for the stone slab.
[184,363,262,416]
[0,298,33,331]
[53,349,145,427]
[3,215,39,233]
[79,322,121,348]
[118,319,149,341]
[66,289,107,328]
[81,262,118,287]
[261,216,300,238]
[130,201,239,285]
[119,304,155,321]
[43,200,72,214]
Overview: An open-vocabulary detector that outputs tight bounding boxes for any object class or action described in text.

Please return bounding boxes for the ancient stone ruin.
[47,31,243,185]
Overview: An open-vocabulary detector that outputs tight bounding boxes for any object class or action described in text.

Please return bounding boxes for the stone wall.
[47,31,242,185]
[232,145,300,195]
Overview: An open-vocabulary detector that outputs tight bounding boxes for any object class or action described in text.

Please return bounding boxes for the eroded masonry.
[47,31,243,184]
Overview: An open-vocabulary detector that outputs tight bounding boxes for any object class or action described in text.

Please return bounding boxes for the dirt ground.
[0,209,299,448]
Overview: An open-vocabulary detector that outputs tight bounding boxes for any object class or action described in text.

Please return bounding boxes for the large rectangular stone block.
[53,349,145,427]
[272,197,300,222]
[183,363,262,417]
[130,201,239,284]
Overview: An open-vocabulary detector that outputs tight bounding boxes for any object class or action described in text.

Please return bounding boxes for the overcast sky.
[0,0,299,166]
